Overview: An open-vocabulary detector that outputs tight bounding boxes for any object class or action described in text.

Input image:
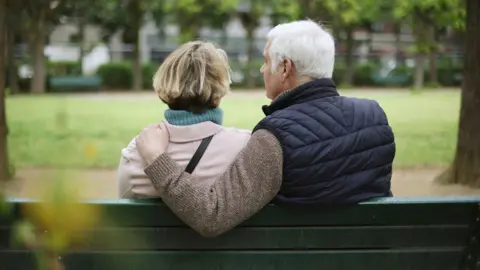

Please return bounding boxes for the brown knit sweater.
[144,129,283,237]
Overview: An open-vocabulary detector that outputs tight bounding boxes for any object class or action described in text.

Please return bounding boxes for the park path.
[6,167,480,199]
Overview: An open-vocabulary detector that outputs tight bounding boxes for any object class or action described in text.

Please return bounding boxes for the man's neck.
[274,77,313,100]
[296,76,313,86]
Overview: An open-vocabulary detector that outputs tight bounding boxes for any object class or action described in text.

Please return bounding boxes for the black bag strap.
[184,135,214,174]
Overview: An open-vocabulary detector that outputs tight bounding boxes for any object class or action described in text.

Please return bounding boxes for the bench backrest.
[1,197,480,270]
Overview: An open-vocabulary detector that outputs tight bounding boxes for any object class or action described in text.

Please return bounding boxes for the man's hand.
[136,123,170,166]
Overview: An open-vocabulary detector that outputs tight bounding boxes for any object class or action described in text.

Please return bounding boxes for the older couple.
[117,20,396,237]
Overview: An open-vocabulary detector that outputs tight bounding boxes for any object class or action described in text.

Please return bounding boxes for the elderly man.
[135,20,395,237]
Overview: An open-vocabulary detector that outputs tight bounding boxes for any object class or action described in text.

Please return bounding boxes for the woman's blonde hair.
[153,41,231,113]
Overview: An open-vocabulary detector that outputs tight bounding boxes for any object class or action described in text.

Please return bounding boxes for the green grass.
[6,90,460,169]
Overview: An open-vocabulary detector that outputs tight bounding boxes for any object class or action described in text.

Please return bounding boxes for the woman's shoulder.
[216,126,252,142]
[120,136,140,161]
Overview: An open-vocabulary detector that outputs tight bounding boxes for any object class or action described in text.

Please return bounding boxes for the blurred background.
[0,0,478,199]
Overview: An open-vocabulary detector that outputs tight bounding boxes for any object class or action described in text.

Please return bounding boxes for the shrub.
[354,62,380,86]
[332,63,346,85]
[142,63,158,90]
[436,58,463,87]
[96,62,159,90]
[47,61,82,76]
[96,62,132,90]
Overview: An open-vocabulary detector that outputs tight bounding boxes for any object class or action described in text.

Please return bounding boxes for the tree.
[269,0,302,25]
[273,0,382,86]
[0,0,10,182]
[297,0,332,21]
[87,0,127,43]
[323,0,380,86]
[394,0,465,89]
[19,0,65,93]
[5,8,19,94]
[125,0,146,91]
[237,0,268,88]
[436,0,480,187]
[62,0,97,74]
[89,0,154,91]
[164,0,237,44]
[203,1,236,47]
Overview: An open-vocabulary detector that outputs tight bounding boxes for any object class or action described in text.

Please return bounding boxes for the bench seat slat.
[0,249,462,270]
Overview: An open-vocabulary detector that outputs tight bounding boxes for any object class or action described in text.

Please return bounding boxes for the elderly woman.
[117,41,251,198]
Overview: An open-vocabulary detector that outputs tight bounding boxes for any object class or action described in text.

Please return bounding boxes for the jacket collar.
[262,78,339,116]
[164,121,223,143]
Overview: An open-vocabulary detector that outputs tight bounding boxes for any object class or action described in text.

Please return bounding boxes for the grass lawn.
[6,90,460,169]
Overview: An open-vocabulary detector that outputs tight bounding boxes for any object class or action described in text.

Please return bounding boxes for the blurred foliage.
[393,0,465,54]
[47,62,82,76]
[96,61,157,90]
[163,0,238,43]
[4,0,468,91]
[393,0,465,31]
[21,175,101,249]
[0,132,103,270]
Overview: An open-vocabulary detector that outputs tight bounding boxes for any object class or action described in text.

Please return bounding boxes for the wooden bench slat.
[0,225,470,251]
[2,198,479,269]
[0,249,462,270]
[37,225,467,251]
[2,198,476,227]
[90,203,477,227]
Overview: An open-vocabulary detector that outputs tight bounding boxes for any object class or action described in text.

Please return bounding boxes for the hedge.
[96,62,157,90]
[4,58,463,93]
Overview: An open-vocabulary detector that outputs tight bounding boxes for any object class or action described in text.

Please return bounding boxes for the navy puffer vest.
[253,79,395,205]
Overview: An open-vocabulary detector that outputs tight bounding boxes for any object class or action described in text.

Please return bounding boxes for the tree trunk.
[440,0,480,187]
[77,19,86,75]
[220,27,228,47]
[394,23,402,63]
[428,52,437,86]
[413,53,426,89]
[412,13,428,90]
[132,26,142,91]
[0,0,10,182]
[6,25,19,94]
[428,26,438,86]
[342,27,355,86]
[246,25,255,88]
[30,32,46,94]
[131,1,142,91]
[366,29,373,55]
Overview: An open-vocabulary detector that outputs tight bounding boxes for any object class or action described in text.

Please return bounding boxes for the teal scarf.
[164,108,223,126]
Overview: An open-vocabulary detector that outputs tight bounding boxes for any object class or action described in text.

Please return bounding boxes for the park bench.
[49,75,102,92]
[1,196,480,270]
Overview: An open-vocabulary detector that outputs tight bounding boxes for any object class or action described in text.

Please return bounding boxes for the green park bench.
[49,75,102,92]
[371,73,410,86]
[1,196,480,270]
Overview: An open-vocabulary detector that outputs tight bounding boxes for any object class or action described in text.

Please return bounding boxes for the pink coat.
[117,121,251,198]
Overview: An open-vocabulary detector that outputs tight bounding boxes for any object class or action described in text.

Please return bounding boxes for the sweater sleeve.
[144,129,283,237]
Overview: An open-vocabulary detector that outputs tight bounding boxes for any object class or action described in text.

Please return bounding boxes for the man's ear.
[283,58,294,79]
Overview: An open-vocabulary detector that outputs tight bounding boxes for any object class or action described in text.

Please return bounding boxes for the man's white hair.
[267,19,335,78]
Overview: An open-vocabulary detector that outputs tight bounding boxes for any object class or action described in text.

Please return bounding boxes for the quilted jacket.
[253,78,395,205]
